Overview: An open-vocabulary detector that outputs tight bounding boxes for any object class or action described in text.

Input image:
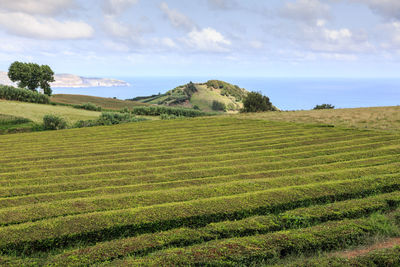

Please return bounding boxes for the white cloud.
[0,0,75,15]
[377,22,400,49]
[207,0,238,10]
[301,22,373,53]
[103,0,139,16]
[183,27,231,52]
[351,0,400,20]
[280,0,331,24]
[249,40,263,49]
[159,2,196,31]
[0,11,93,39]
[160,37,177,48]
[103,15,133,38]
[103,40,130,52]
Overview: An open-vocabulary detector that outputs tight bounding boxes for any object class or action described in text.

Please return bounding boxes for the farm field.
[51,94,148,111]
[0,100,100,123]
[0,117,399,266]
[234,105,400,131]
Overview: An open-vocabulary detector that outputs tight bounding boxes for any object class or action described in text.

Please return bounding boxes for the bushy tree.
[313,104,335,110]
[211,100,226,111]
[8,61,55,96]
[43,115,67,130]
[242,91,273,112]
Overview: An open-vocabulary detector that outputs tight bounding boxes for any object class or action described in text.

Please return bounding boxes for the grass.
[190,84,241,112]
[0,114,34,134]
[234,106,400,131]
[0,100,101,123]
[51,94,148,111]
[0,117,398,265]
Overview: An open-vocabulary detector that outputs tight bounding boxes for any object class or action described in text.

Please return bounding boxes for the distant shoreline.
[0,71,129,88]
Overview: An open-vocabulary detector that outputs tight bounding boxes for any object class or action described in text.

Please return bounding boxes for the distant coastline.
[0,71,129,88]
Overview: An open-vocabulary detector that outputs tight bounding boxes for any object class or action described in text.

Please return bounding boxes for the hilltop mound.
[130,80,250,112]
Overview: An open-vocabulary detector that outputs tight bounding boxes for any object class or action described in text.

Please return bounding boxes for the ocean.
[52,77,400,110]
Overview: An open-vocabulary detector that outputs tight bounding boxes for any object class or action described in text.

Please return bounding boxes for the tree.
[40,65,55,96]
[8,61,55,96]
[313,104,335,110]
[211,100,226,111]
[242,91,273,112]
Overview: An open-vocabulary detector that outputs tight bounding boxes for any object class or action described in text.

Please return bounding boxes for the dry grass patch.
[234,106,400,131]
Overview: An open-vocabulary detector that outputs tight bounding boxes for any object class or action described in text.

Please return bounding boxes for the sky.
[0,0,400,78]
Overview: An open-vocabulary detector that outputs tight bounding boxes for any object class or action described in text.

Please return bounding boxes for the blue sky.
[0,0,400,78]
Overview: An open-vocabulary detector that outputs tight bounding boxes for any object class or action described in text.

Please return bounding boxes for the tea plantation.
[0,117,399,266]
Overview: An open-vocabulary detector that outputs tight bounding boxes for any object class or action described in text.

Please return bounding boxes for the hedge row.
[0,85,49,104]
[2,171,400,226]
[1,161,399,210]
[2,135,394,178]
[285,246,400,267]
[0,175,399,254]
[46,191,400,266]
[2,144,398,183]
[0,123,382,159]
[2,129,362,172]
[112,214,399,266]
[0,124,348,159]
[131,106,209,117]
[2,139,397,192]
[1,165,398,226]
[0,132,390,174]
[1,154,398,200]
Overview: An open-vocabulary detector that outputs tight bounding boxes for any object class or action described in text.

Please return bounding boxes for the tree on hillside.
[313,104,335,110]
[242,91,273,112]
[8,61,55,96]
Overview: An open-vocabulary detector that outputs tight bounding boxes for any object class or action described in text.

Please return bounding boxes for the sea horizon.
[52,77,400,111]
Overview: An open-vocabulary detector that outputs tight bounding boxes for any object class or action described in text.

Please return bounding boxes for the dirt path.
[332,237,400,259]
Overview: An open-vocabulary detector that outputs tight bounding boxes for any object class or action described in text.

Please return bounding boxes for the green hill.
[130,80,249,112]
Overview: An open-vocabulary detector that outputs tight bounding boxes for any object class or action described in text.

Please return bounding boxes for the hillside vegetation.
[130,80,249,112]
[51,94,148,110]
[0,100,100,123]
[0,114,34,134]
[0,117,399,265]
[235,105,400,131]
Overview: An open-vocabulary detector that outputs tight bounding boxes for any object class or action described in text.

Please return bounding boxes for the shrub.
[73,102,101,111]
[160,114,180,120]
[242,91,273,113]
[74,112,147,128]
[43,115,67,130]
[0,85,49,104]
[120,107,130,113]
[211,100,226,111]
[193,105,200,110]
[131,106,208,117]
[314,104,335,110]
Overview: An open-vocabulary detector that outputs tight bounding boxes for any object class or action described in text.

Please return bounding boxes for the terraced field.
[0,117,399,266]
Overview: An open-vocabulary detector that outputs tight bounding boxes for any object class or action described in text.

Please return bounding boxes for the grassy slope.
[190,84,242,112]
[51,94,148,110]
[0,114,34,134]
[0,100,100,123]
[132,81,247,112]
[234,106,400,131]
[0,117,398,265]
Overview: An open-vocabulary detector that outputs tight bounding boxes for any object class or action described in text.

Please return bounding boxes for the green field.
[51,94,148,111]
[0,114,34,134]
[234,105,400,131]
[0,117,399,266]
[0,100,100,123]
